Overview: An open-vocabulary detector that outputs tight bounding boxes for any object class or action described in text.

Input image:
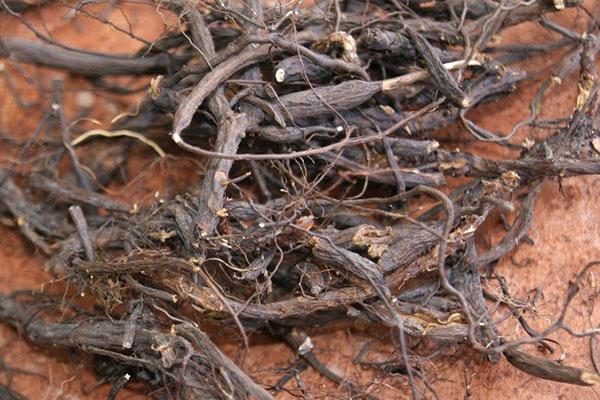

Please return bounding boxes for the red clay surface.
[0,2,599,399]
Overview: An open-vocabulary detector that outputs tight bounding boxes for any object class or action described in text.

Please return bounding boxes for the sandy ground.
[0,1,599,399]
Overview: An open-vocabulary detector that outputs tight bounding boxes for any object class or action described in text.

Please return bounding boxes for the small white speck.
[75,91,94,108]
[275,68,286,83]
[298,336,313,355]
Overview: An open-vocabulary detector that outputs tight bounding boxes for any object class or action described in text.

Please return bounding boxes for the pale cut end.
[275,68,286,83]
[581,371,600,386]
[297,336,313,355]
[427,140,440,153]
[467,59,482,67]
[460,97,471,108]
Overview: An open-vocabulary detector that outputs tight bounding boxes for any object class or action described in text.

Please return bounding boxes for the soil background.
[0,1,599,399]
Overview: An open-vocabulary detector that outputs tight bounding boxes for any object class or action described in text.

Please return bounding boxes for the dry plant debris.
[0,0,599,399]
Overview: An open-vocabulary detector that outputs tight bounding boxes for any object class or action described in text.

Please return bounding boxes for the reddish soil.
[0,2,599,399]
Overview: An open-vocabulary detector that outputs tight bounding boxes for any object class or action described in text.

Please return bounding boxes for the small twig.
[72,129,166,158]
[68,205,95,262]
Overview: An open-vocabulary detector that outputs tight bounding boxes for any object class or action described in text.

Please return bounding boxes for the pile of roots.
[0,0,599,398]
